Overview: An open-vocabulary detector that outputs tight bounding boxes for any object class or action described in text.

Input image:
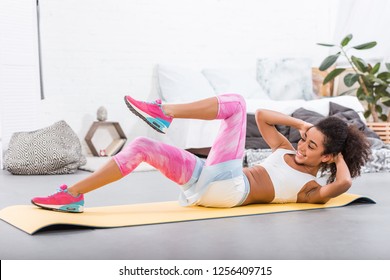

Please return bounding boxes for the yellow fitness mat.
[0,193,375,235]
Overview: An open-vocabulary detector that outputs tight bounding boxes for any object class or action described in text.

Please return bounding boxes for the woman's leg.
[70,94,246,195]
[32,94,245,212]
[164,94,247,207]
[67,159,123,196]
[204,94,246,166]
[163,94,246,166]
[162,97,219,120]
[68,136,198,195]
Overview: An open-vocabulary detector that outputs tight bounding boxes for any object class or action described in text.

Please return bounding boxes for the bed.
[147,60,390,173]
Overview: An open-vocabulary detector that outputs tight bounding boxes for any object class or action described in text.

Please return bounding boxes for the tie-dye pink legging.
[113,93,246,186]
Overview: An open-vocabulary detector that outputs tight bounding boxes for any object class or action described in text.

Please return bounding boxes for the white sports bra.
[259,149,317,203]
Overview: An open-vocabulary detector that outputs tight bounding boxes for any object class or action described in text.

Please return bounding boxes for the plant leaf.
[375,105,383,114]
[379,114,388,121]
[323,68,346,85]
[360,75,374,91]
[351,56,368,72]
[382,96,390,107]
[376,85,389,96]
[367,95,375,103]
[364,110,371,119]
[352,41,377,50]
[386,63,390,71]
[344,73,359,87]
[317,43,336,47]
[380,96,390,105]
[367,63,373,73]
[356,88,366,100]
[370,63,381,75]
[341,34,353,47]
[373,78,387,86]
[377,72,390,81]
[319,53,340,71]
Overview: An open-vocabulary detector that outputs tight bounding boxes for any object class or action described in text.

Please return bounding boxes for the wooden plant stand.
[367,122,390,144]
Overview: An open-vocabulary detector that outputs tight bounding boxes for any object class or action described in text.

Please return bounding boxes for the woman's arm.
[297,154,352,204]
[320,153,352,198]
[255,109,312,151]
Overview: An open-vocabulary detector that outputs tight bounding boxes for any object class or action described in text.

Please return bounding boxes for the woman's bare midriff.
[242,165,275,205]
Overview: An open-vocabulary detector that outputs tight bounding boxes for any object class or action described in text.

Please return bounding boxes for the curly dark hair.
[314,116,371,183]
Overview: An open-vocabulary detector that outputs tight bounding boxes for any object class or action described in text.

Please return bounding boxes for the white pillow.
[257,57,314,100]
[202,68,270,99]
[157,64,216,103]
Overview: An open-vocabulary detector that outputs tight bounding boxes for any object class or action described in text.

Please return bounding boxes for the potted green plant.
[318,34,390,123]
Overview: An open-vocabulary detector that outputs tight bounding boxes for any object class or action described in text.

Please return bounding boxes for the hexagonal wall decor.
[85,121,127,156]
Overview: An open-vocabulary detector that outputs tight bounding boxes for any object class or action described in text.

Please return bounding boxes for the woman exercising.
[31,93,370,212]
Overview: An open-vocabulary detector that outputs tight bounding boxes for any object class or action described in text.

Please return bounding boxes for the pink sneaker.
[31,185,84,213]
[124,96,172,134]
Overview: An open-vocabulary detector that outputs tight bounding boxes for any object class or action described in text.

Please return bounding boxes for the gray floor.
[0,168,389,260]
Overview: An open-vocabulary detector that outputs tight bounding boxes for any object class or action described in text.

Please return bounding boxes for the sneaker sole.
[31,200,84,213]
[124,96,168,134]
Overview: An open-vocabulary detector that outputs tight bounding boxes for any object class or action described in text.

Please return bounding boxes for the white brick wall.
[0,0,41,165]
[2,0,339,155]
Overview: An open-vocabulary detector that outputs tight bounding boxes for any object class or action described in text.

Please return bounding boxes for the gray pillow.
[245,113,290,149]
[289,108,325,143]
[329,102,379,139]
